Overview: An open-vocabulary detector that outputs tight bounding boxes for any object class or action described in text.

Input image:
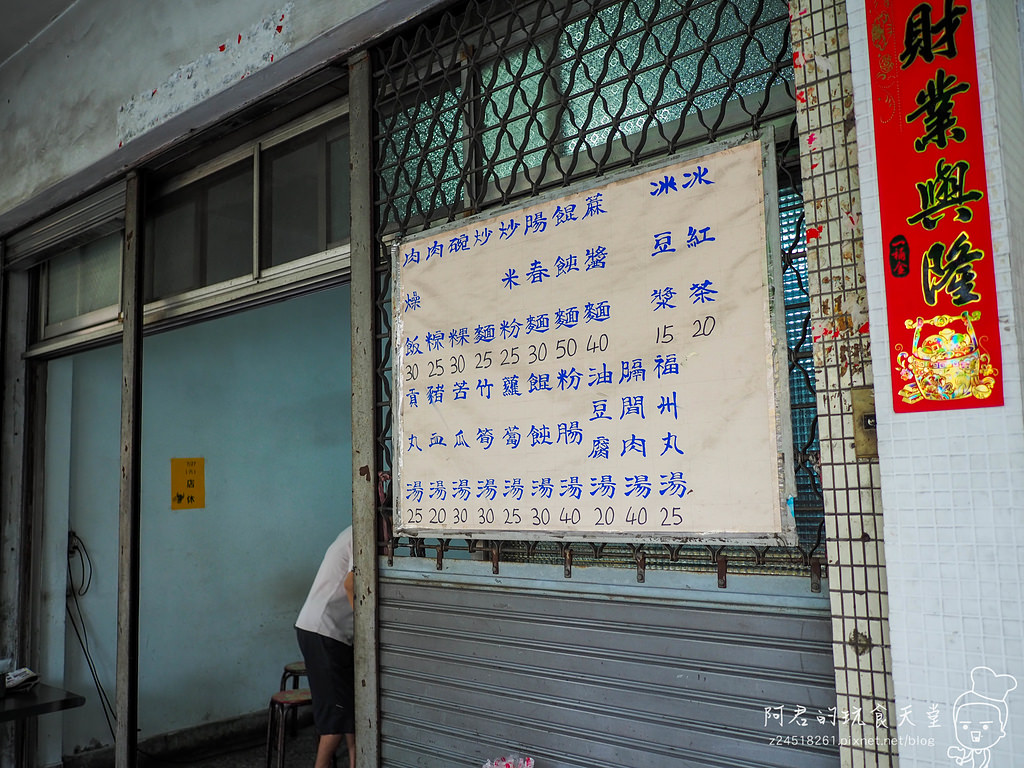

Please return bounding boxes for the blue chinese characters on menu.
[397,159,739,533]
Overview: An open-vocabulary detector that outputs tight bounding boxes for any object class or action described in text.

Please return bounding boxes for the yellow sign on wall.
[171,458,205,509]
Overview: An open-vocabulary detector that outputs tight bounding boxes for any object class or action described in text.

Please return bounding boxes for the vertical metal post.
[348,50,381,768]
[252,148,262,279]
[115,172,144,768]
[1,251,32,768]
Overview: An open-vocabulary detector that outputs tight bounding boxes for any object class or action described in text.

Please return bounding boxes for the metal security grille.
[372,0,824,577]
[375,0,795,233]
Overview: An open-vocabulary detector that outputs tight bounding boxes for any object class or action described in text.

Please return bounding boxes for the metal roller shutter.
[379,560,838,768]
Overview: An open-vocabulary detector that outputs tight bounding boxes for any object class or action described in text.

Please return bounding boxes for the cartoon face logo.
[947,666,1017,766]
[954,701,1005,750]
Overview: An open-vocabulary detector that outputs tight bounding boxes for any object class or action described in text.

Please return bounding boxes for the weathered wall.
[0,0,406,225]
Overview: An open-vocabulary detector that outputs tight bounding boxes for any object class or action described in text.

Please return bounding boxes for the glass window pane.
[377,88,465,231]
[79,235,122,309]
[479,37,557,183]
[264,136,321,267]
[46,232,121,327]
[328,133,351,245]
[206,166,254,284]
[46,252,80,325]
[149,198,198,299]
[559,0,793,154]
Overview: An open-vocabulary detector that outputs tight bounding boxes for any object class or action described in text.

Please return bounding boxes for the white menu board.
[393,137,795,542]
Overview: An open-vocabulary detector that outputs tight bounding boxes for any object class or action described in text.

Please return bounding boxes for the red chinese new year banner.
[867,0,1003,412]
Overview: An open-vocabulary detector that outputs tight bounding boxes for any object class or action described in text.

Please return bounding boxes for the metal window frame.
[146,158,255,300]
[258,116,353,270]
[3,182,127,350]
[466,4,796,209]
[39,231,124,339]
[23,99,354,358]
[3,183,127,271]
[147,97,352,283]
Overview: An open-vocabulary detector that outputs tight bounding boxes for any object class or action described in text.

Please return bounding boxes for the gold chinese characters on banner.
[868,0,1003,412]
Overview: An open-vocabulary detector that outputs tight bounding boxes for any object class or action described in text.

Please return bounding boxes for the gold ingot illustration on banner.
[896,312,996,404]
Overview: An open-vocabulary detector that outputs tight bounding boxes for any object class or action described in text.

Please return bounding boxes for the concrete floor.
[135,720,323,768]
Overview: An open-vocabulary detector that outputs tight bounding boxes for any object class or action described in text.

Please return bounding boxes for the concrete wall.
[0,0,358,214]
[0,0,448,230]
[849,0,1024,764]
[40,286,352,757]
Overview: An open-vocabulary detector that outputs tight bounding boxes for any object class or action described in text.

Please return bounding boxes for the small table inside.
[0,684,85,723]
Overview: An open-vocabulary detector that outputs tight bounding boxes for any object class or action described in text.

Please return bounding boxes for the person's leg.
[327,640,355,768]
[345,733,355,768]
[298,630,348,768]
[315,733,343,768]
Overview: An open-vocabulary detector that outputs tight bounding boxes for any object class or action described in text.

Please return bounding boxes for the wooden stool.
[266,688,312,768]
[279,660,308,736]
[280,660,307,690]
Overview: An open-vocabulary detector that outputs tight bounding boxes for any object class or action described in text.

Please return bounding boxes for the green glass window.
[45,232,121,330]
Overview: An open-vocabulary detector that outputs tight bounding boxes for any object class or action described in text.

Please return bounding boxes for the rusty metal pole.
[348,50,381,768]
[115,172,143,768]
[0,247,32,768]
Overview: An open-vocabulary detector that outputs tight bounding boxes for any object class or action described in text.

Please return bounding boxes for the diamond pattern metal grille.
[372,0,824,575]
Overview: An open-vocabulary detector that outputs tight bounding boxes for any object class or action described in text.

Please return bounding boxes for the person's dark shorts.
[296,627,354,734]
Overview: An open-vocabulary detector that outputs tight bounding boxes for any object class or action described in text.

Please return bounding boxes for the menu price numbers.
[405,507,453,525]
[402,504,687,529]
[692,315,716,338]
[655,316,716,344]
[497,333,609,365]
[403,334,613,382]
[625,506,647,525]
[405,354,468,382]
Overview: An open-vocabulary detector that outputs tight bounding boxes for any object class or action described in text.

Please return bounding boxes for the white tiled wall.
[847,0,1024,765]
[790,2,898,764]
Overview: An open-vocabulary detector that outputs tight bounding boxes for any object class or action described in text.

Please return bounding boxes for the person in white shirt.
[295,527,355,768]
